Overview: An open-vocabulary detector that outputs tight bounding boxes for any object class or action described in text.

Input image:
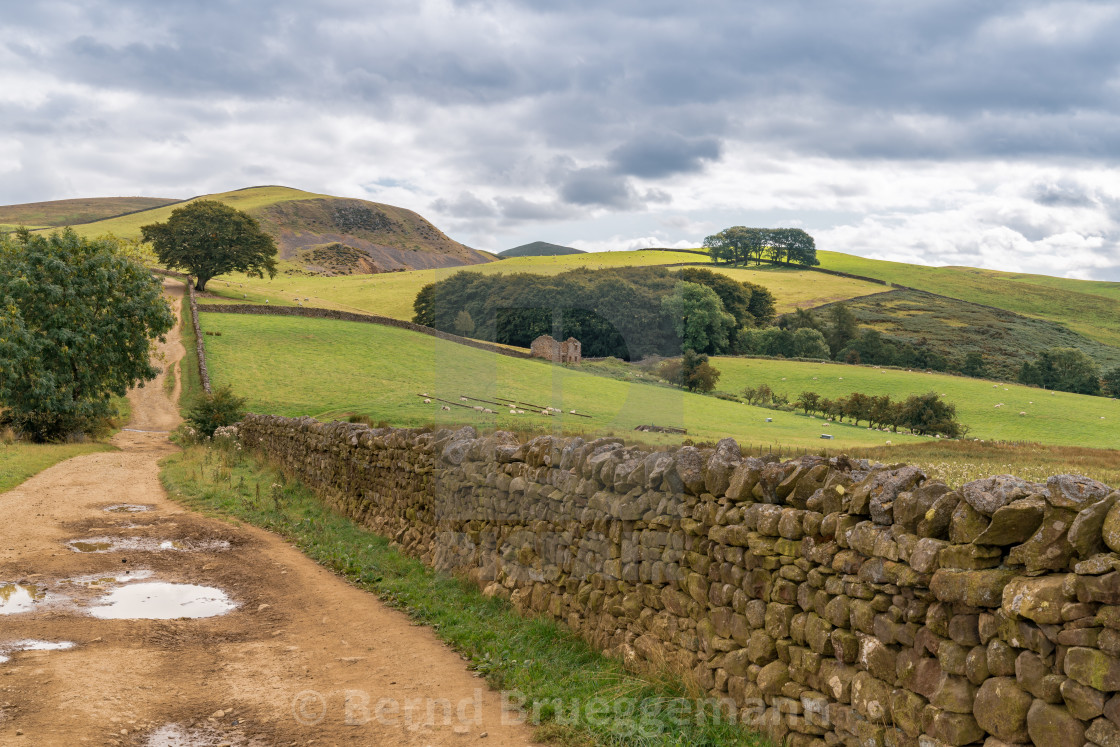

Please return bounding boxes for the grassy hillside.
[0,196,179,232]
[712,356,1120,449]
[196,250,884,320]
[51,186,490,271]
[818,250,1120,348]
[805,289,1120,378]
[498,241,585,258]
[198,312,920,450]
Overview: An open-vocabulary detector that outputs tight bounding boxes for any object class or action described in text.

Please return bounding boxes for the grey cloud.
[1030,179,1097,208]
[609,132,720,178]
[558,167,638,209]
[496,196,578,222]
[431,192,498,219]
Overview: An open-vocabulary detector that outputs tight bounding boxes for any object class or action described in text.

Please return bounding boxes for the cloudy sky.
[4,1,1120,279]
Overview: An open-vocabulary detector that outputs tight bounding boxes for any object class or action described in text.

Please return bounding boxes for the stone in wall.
[238,413,1120,746]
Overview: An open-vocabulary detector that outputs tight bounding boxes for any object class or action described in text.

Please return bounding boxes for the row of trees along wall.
[239,414,1120,747]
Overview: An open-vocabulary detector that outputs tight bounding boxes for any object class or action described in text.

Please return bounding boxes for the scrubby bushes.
[185,385,247,438]
[1018,347,1102,395]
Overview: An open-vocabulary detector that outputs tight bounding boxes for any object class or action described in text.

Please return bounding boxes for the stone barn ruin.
[530,334,581,364]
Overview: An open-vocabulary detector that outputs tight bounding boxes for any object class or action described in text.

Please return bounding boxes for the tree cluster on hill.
[703,227,819,266]
[792,389,965,437]
[739,302,949,370]
[1106,367,1120,399]
[1018,347,1102,395]
[0,229,173,441]
[413,266,776,360]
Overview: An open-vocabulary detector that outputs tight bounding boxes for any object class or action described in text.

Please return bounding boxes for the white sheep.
[1019,411,1026,416]
[441,405,450,411]
[423,398,432,404]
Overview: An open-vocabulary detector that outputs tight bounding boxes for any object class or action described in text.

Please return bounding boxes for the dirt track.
[0,280,537,746]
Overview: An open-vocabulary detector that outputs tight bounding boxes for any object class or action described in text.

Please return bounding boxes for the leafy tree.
[141,200,278,292]
[661,281,736,355]
[186,385,247,438]
[796,391,820,414]
[0,229,174,441]
[1018,347,1101,395]
[452,309,475,336]
[1105,366,1120,398]
[826,303,859,358]
[679,350,721,392]
[844,392,873,427]
[961,351,987,378]
[898,392,963,437]
[782,307,820,332]
[703,227,818,266]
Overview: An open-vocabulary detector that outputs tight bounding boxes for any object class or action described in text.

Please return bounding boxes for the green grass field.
[712,356,1120,449]
[197,250,885,320]
[199,312,921,450]
[817,250,1120,348]
[0,442,116,493]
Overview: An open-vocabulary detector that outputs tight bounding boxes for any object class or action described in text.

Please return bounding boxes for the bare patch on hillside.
[256,197,493,272]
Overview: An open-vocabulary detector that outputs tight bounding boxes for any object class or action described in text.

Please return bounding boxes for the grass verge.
[179,280,205,416]
[160,443,765,746]
[0,441,114,493]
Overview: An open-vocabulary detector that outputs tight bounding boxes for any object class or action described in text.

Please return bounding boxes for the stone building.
[530,334,581,363]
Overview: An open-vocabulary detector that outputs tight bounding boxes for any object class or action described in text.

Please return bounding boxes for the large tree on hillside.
[661,281,736,355]
[0,229,174,441]
[141,200,277,291]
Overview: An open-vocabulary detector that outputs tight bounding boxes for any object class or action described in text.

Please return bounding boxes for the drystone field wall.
[238,414,1120,747]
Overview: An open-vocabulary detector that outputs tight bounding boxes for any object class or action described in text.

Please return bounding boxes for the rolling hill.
[498,241,585,258]
[803,288,1120,378]
[817,250,1120,348]
[0,196,179,231]
[32,185,492,272]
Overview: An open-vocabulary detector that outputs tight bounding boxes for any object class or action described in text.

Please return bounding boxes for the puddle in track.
[142,723,263,746]
[103,504,154,513]
[0,640,75,664]
[61,570,155,587]
[89,582,237,620]
[66,537,231,553]
[0,583,48,614]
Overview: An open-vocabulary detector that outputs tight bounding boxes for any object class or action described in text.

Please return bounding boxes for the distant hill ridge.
[499,241,585,258]
[12,186,493,273]
[0,197,180,229]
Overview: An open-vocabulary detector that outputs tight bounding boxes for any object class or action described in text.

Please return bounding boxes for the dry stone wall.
[239,414,1120,747]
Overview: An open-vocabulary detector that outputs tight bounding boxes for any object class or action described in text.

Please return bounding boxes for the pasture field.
[712,356,1120,449]
[196,250,884,319]
[198,312,920,450]
[817,250,1120,347]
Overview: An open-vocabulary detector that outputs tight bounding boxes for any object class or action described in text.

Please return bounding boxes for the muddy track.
[0,280,537,746]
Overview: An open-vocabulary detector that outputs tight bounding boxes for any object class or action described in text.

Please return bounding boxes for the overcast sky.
[4,1,1120,279]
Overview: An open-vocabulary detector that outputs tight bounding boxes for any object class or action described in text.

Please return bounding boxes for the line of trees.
[793,389,965,438]
[739,303,949,370]
[413,266,777,360]
[703,227,819,267]
[1018,347,1105,396]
